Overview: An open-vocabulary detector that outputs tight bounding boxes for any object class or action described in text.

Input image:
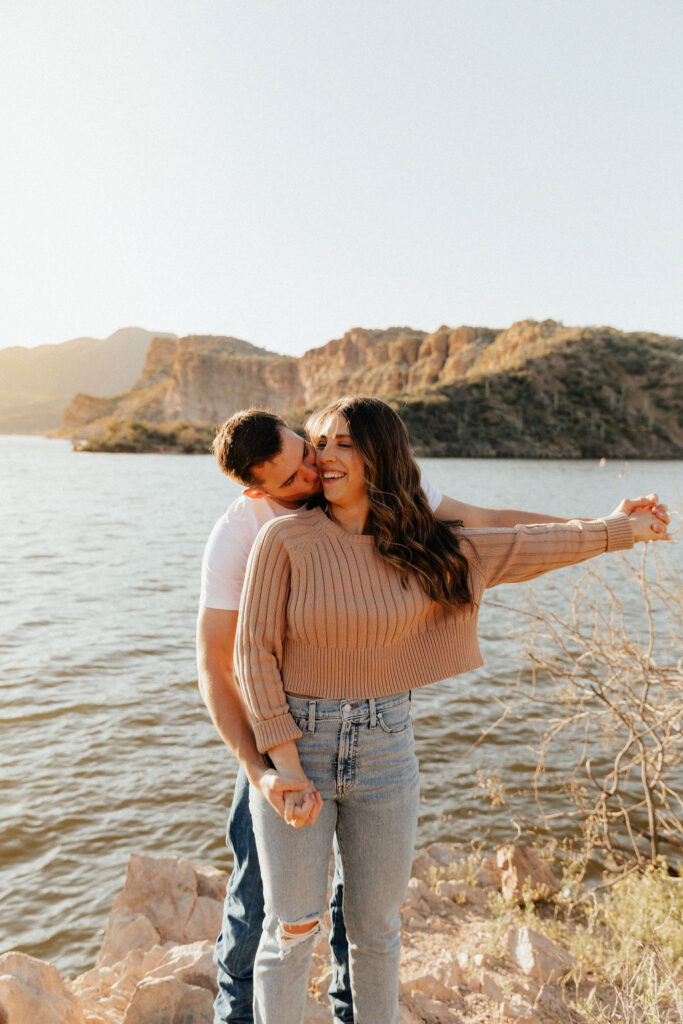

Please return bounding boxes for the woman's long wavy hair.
[306,396,472,609]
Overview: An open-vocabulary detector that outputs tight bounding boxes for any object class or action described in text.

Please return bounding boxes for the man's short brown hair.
[212,409,286,486]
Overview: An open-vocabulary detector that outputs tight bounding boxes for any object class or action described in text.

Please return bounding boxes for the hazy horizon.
[2,315,683,360]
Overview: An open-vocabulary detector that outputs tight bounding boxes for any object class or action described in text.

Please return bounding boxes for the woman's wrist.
[268,739,308,782]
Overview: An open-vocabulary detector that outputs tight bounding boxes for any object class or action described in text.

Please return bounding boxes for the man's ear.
[243,486,268,500]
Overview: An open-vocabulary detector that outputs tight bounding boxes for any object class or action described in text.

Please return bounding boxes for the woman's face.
[313,413,368,508]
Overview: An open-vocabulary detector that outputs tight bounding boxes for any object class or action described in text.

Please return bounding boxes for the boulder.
[103,854,226,953]
[402,972,456,1002]
[0,952,84,1024]
[98,908,162,967]
[194,865,228,903]
[145,941,216,994]
[496,844,559,903]
[507,926,575,984]
[122,975,213,1024]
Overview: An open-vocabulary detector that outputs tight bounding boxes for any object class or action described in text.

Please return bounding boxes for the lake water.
[0,436,680,976]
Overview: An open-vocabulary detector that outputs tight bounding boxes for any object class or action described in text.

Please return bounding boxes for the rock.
[398,1005,423,1024]
[122,975,213,1024]
[405,877,444,913]
[435,879,474,904]
[410,849,440,881]
[183,896,224,945]
[113,855,197,940]
[499,997,543,1022]
[146,941,216,994]
[0,952,85,1024]
[98,908,162,967]
[475,855,502,888]
[474,968,504,1001]
[0,999,7,1024]
[403,972,456,1002]
[424,842,460,867]
[409,989,460,1022]
[507,926,575,984]
[105,854,226,952]
[432,956,465,992]
[496,844,559,903]
[194,864,228,903]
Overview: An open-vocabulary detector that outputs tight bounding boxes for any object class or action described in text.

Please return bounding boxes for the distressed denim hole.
[277,917,321,955]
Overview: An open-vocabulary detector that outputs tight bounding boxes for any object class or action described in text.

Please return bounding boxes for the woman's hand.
[611,493,672,543]
[263,739,323,827]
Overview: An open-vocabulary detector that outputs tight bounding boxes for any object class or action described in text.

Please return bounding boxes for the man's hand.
[251,766,322,827]
[283,780,322,828]
[614,493,670,537]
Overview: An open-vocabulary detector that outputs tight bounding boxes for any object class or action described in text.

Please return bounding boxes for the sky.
[1,0,681,357]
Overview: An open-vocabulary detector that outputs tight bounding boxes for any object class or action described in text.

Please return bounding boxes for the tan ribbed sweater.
[235,507,634,753]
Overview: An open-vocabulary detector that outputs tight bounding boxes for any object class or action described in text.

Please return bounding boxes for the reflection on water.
[0,437,680,975]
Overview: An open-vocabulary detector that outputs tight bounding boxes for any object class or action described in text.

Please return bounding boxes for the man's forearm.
[436,494,584,528]
[199,667,267,783]
[489,508,572,527]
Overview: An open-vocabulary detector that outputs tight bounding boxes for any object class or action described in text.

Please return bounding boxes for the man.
[197,407,667,1024]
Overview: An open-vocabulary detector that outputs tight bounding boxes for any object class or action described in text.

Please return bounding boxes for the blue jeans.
[213,767,354,1023]
[250,692,420,1024]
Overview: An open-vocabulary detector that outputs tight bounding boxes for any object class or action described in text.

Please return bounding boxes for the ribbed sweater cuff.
[603,511,635,551]
[253,712,303,754]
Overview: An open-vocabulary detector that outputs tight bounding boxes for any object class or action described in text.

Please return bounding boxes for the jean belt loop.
[369,697,377,730]
[307,700,316,733]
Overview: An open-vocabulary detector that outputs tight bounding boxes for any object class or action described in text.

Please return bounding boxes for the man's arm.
[436,493,670,531]
[197,607,264,777]
[197,606,316,819]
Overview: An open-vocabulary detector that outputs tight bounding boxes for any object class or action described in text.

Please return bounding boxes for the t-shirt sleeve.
[421,474,442,512]
[199,521,253,610]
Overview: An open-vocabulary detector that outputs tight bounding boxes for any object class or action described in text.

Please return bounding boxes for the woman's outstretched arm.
[462,501,670,591]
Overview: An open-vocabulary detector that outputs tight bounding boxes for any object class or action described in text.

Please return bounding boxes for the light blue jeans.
[249,691,420,1024]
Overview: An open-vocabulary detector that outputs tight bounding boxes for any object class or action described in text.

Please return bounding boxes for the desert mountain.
[0,327,175,433]
[58,320,683,457]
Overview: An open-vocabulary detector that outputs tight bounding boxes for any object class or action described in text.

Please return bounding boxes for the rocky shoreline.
[0,843,598,1024]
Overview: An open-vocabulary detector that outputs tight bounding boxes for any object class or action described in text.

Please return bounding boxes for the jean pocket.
[377,703,412,734]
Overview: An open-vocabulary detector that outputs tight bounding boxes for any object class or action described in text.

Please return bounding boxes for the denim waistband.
[286,690,410,725]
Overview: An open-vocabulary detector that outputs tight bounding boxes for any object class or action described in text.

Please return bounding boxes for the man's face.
[246,428,322,509]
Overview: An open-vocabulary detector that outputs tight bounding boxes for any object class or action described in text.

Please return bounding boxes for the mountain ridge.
[55,320,683,458]
[0,327,176,433]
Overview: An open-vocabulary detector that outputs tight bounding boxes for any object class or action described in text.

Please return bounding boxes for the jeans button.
[342,703,351,713]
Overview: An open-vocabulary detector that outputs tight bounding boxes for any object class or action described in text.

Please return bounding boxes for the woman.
[235,396,668,1024]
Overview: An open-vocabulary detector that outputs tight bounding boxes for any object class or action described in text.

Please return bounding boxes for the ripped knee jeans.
[249,692,420,1024]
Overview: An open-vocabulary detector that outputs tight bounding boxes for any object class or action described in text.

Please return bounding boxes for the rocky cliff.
[57,321,683,458]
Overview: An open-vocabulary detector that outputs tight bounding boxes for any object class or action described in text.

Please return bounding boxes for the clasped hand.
[614,493,672,543]
[255,769,322,828]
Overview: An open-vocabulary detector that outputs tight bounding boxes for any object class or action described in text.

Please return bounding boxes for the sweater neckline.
[309,506,376,544]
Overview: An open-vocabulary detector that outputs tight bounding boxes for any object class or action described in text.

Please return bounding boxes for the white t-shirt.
[199,477,443,611]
